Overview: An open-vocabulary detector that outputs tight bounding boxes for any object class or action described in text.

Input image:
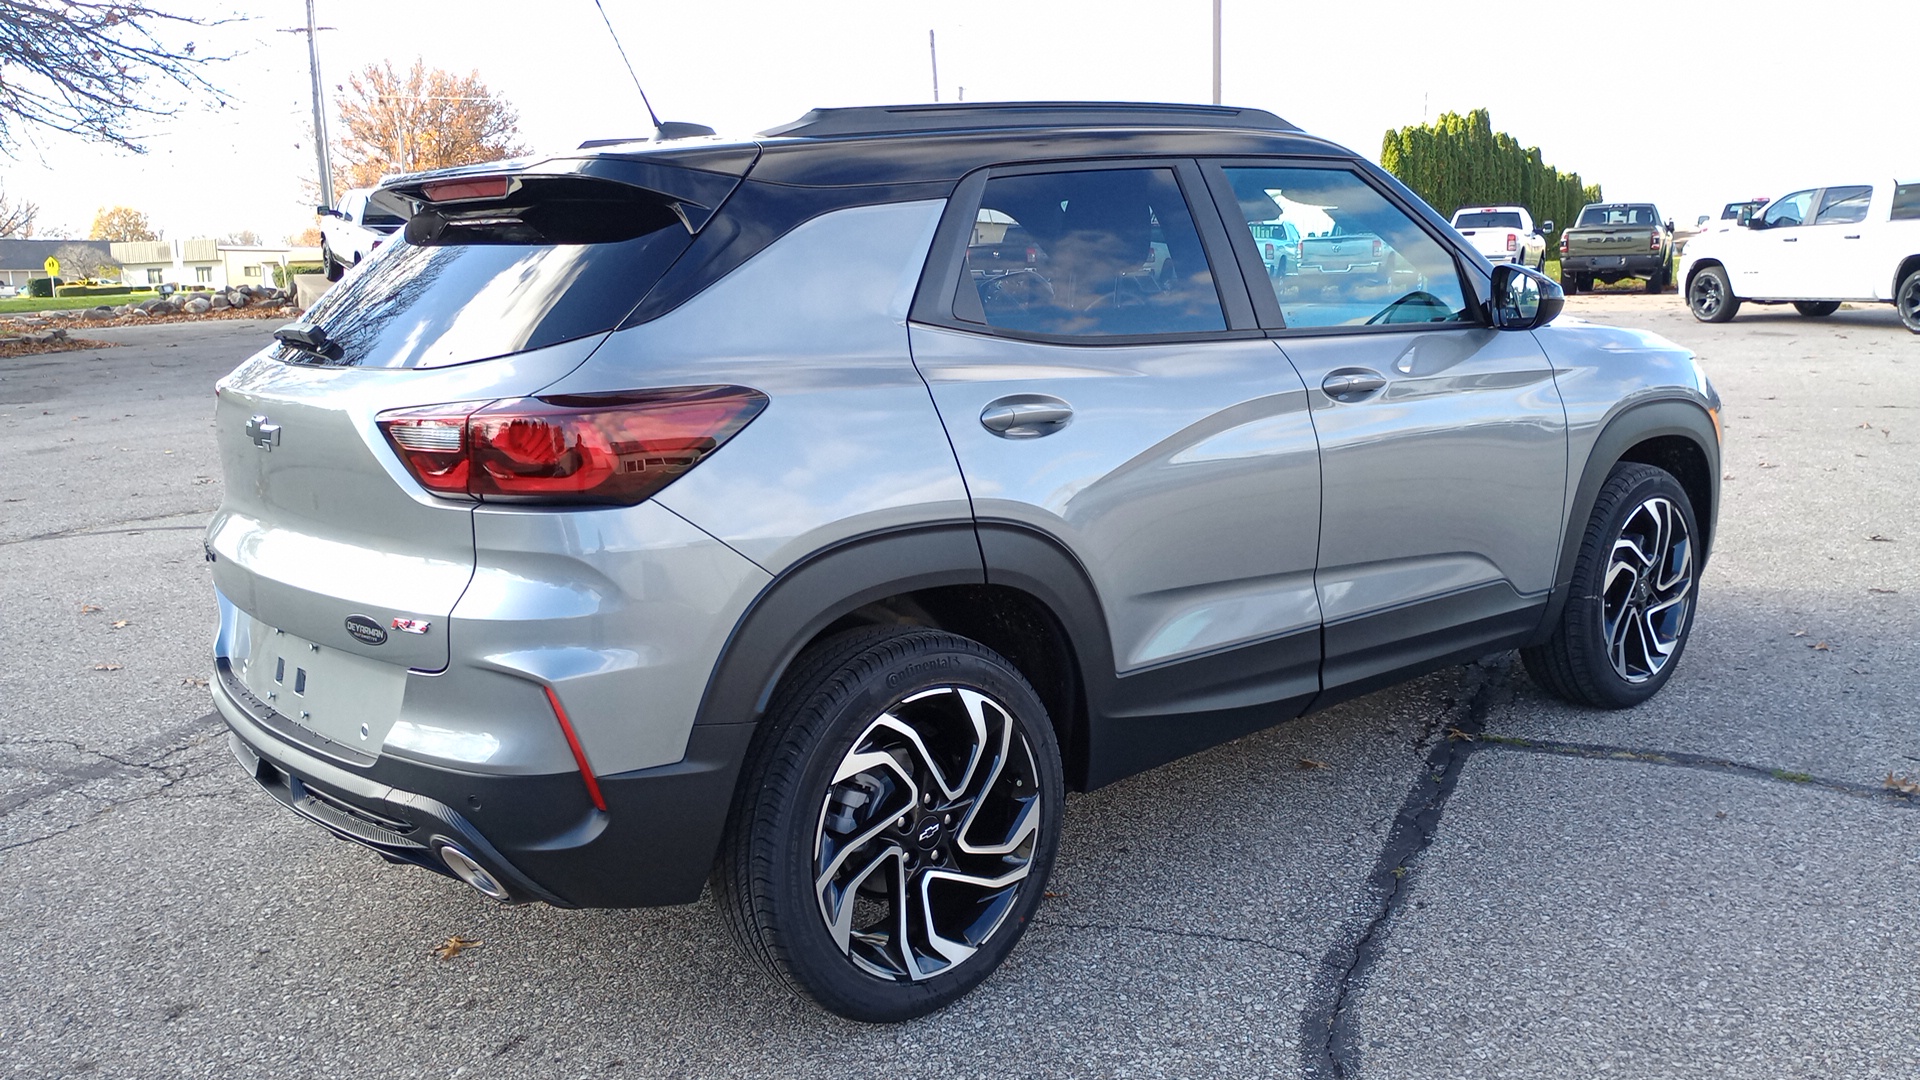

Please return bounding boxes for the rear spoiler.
[376,145,759,234]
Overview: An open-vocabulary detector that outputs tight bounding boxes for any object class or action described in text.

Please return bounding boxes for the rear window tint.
[290,179,693,369]
[1893,184,1920,221]
[1577,205,1660,227]
[1453,212,1524,229]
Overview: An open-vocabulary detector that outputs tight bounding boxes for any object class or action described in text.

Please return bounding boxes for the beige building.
[111,240,319,290]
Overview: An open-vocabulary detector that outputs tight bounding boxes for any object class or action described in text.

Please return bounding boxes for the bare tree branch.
[0,1,242,155]
[0,185,38,236]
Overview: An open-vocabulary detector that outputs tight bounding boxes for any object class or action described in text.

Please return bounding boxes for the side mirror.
[1540,220,1554,235]
[315,206,337,218]
[1744,215,1766,229]
[1665,220,1675,233]
[1491,263,1563,330]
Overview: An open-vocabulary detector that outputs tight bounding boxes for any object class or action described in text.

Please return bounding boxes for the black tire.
[1899,269,1920,334]
[1523,463,1702,709]
[321,242,343,282]
[715,627,1064,1022]
[1560,269,1578,292]
[1644,272,1661,294]
[1579,274,1595,294]
[1793,301,1840,317]
[1687,264,1740,323]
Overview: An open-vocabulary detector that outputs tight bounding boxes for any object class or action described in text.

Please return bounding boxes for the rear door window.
[1893,184,1920,221]
[1813,185,1872,225]
[292,178,694,369]
[956,167,1226,338]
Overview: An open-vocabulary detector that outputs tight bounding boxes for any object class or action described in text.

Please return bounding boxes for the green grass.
[0,291,159,314]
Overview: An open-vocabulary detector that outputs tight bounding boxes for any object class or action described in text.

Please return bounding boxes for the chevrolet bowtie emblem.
[245,414,281,450]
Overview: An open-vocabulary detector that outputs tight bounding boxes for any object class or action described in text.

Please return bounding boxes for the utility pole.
[929,30,940,103]
[305,0,334,207]
[1205,0,1221,105]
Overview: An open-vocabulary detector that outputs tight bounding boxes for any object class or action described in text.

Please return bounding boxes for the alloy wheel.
[1689,273,1725,318]
[1601,496,1694,683]
[814,685,1041,983]
[1899,274,1920,329]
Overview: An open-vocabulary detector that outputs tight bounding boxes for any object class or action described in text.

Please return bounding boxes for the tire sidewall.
[1689,266,1734,322]
[1564,466,1703,707]
[1898,269,1920,333]
[757,631,1064,1022]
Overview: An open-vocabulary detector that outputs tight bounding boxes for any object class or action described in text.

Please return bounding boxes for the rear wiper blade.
[273,323,343,360]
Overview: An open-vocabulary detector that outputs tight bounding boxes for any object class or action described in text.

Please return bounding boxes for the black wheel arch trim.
[1536,400,1720,639]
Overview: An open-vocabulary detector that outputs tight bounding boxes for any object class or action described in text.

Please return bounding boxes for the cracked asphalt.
[2,299,1916,1078]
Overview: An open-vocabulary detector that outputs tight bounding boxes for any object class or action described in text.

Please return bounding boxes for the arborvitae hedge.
[1381,109,1602,252]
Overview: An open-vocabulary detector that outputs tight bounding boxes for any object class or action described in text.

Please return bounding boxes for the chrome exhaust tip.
[438,844,512,901]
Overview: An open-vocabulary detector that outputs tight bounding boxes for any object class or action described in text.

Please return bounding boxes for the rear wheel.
[1523,463,1701,709]
[1644,272,1662,294]
[1895,269,1920,333]
[1793,300,1840,317]
[715,627,1064,1022]
[1687,265,1740,323]
[321,241,343,282]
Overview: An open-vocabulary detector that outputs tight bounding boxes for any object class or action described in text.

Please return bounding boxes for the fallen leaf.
[181,676,208,687]
[1790,629,1808,638]
[1297,758,1330,770]
[432,936,482,960]
[1445,727,1476,742]
[1866,534,1893,542]
[1859,421,1876,429]
[1808,642,1831,651]
[110,619,130,629]
[80,604,102,614]
[1885,774,1920,796]
[1758,461,1778,469]
[92,662,122,671]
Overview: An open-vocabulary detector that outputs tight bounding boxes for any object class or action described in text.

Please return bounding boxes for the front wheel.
[1896,269,1920,333]
[715,627,1064,1022]
[1687,265,1740,323]
[1793,300,1840,317]
[321,241,343,282]
[1523,463,1701,709]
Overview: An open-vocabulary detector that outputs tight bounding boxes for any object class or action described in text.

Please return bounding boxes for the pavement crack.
[1476,735,1920,809]
[1036,916,1313,961]
[0,713,222,820]
[1,514,213,547]
[1299,657,1504,1080]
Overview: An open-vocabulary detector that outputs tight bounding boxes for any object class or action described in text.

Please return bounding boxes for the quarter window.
[960,168,1225,337]
[1893,184,1920,221]
[1220,166,1471,329]
[1813,186,1872,225]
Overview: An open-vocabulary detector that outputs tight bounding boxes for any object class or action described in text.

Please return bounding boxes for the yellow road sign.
[44,256,59,278]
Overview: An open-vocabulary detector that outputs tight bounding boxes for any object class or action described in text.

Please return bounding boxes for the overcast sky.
[2,0,1912,243]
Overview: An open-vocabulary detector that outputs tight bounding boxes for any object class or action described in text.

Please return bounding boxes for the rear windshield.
[1453,211,1523,229]
[1577,205,1660,228]
[288,178,693,369]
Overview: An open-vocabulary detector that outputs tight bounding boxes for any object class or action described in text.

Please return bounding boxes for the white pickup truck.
[1681,180,1920,332]
[1448,205,1551,270]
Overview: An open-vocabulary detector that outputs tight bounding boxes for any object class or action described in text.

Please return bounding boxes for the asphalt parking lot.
[3,298,1916,1078]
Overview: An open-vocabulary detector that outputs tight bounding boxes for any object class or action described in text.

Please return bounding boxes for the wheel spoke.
[820,843,903,954]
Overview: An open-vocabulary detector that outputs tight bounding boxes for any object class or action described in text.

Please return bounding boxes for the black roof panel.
[759,101,1297,139]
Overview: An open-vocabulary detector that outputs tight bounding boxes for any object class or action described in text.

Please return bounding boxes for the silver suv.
[209,102,1721,1022]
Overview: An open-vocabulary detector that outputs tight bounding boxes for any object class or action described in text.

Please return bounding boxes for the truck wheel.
[1559,268,1578,292]
[321,242,343,282]
[715,627,1063,1022]
[1900,269,1920,334]
[1793,301,1840,317]
[1643,273,1661,294]
[1523,463,1701,709]
[1687,266,1740,323]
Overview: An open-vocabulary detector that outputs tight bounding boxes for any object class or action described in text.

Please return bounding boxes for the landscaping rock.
[210,295,230,311]
[185,297,211,315]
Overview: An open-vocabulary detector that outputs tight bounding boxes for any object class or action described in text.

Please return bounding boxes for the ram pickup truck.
[1449,205,1551,270]
[1681,179,1920,332]
[1295,228,1385,276]
[1559,202,1673,293]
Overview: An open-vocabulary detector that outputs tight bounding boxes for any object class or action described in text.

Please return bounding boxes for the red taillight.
[421,177,514,203]
[1559,233,1570,255]
[1650,233,1662,252]
[1505,233,1517,252]
[378,385,767,505]
[1025,246,1037,265]
[1371,238,1382,258]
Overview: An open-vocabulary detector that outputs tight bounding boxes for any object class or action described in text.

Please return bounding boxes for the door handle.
[1322,370,1388,402]
[1844,234,1862,240]
[1781,237,1798,242]
[980,395,1073,438]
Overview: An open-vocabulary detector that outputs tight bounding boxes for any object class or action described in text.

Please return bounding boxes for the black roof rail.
[758,101,1297,139]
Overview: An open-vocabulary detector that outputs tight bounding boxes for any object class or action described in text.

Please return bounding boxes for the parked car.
[1449,205,1551,270]
[1558,202,1674,293]
[210,101,1721,1022]
[315,187,408,281]
[1250,218,1303,276]
[1681,180,1920,331]
[0,283,17,298]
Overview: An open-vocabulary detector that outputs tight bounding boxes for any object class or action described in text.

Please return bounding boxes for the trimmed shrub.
[55,284,138,298]
[27,277,56,298]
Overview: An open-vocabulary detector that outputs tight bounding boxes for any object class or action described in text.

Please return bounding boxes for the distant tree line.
[1380,109,1601,250]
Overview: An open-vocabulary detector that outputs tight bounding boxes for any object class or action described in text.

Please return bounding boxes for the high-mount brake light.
[377,386,767,505]
[420,177,515,203]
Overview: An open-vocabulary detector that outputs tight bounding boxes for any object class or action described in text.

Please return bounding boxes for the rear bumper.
[1562,253,1665,276]
[214,657,753,907]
